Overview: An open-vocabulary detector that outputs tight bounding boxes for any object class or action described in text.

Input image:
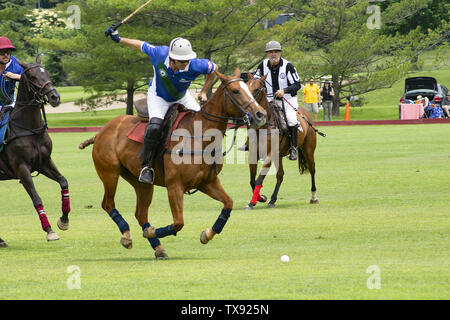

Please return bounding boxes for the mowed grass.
[0,124,449,300]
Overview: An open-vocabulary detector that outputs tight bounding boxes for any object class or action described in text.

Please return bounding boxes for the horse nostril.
[255,111,266,121]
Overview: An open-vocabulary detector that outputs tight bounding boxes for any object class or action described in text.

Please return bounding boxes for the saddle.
[269,100,289,136]
[127,98,191,154]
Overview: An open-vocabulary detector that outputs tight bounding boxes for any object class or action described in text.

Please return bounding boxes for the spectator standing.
[320,81,334,120]
[302,77,320,121]
[441,92,450,118]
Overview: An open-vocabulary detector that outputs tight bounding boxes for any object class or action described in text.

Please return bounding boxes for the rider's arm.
[118,38,145,52]
[3,72,21,81]
[198,63,217,103]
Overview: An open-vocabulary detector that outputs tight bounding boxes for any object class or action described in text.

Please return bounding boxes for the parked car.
[400,76,448,108]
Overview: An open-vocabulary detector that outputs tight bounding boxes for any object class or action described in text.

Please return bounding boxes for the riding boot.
[139,117,164,184]
[288,125,298,161]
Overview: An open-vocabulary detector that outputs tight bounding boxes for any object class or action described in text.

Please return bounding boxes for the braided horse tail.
[78,135,96,149]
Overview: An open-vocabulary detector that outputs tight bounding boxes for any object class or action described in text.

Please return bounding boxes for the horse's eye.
[232,89,240,94]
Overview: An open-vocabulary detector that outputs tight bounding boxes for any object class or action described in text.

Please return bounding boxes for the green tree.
[33,0,286,114]
[273,0,448,116]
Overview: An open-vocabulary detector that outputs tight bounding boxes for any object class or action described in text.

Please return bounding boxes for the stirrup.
[139,166,155,184]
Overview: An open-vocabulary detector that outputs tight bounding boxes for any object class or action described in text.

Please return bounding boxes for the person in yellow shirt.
[302,77,321,121]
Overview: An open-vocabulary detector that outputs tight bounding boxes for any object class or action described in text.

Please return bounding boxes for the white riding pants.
[147,88,200,120]
[270,96,299,127]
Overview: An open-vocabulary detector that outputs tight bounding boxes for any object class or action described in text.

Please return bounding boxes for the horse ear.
[214,69,228,83]
[261,73,268,83]
[248,72,254,80]
[234,67,241,78]
[36,53,44,65]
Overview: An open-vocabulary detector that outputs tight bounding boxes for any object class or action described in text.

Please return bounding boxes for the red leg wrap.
[35,204,51,231]
[250,185,263,205]
[61,189,71,214]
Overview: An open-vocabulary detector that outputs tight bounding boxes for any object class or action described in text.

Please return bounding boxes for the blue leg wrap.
[142,223,161,249]
[155,224,177,238]
[109,209,129,234]
[212,208,231,234]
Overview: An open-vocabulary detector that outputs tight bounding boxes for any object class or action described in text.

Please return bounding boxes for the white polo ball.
[281,255,290,263]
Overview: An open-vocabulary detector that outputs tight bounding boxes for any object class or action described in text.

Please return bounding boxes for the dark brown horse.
[244,73,318,209]
[78,68,266,259]
[0,57,70,244]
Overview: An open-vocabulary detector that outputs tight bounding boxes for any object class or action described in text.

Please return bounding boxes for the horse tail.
[297,147,309,175]
[78,135,96,149]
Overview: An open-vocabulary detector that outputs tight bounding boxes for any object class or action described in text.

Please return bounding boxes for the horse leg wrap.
[212,208,231,234]
[155,225,177,238]
[109,209,129,234]
[61,189,70,214]
[35,204,51,231]
[142,223,161,249]
[250,185,263,205]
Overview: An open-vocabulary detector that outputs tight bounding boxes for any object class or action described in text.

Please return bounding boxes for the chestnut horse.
[244,73,319,209]
[79,68,266,259]
[0,58,70,245]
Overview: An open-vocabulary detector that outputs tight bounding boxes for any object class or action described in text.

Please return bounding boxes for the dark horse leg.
[245,154,275,210]
[267,155,284,208]
[199,177,233,244]
[39,159,71,230]
[299,135,318,204]
[121,169,168,259]
[11,163,59,241]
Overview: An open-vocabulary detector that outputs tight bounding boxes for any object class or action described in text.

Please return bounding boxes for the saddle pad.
[126,112,190,148]
[0,111,10,153]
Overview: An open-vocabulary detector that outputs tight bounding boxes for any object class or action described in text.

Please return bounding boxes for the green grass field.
[0,125,449,300]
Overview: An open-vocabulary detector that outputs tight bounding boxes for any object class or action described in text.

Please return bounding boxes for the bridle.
[200,78,256,128]
[4,64,56,145]
[16,64,56,106]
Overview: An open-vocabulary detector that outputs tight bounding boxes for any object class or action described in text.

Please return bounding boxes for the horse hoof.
[310,199,319,204]
[0,241,8,248]
[120,236,133,249]
[201,228,216,244]
[155,248,168,260]
[57,218,69,231]
[258,195,267,203]
[245,203,254,210]
[267,203,276,208]
[46,231,60,241]
[142,226,156,239]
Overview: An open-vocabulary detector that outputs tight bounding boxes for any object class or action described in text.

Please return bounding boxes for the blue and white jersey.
[141,42,215,102]
[0,55,23,107]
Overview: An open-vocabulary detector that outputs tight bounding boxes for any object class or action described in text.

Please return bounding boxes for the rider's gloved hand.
[105,24,121,43]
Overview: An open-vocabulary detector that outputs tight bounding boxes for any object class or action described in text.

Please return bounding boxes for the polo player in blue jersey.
[0,37,23,115]
[105,26,217,184]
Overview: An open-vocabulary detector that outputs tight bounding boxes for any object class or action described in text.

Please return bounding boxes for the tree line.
[1,0,448,116]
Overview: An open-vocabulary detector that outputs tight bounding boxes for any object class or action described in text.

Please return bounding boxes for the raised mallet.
[105,0,153,36]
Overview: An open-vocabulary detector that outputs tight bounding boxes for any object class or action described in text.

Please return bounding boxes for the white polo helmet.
[168,37,197,61]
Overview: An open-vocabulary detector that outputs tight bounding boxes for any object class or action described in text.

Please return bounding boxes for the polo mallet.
[263,79,326,137]
[105,0,153,36]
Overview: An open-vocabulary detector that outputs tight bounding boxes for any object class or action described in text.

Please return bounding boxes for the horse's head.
[215,68,266,129]
[18,56,60,107]
[247,72,269,108]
